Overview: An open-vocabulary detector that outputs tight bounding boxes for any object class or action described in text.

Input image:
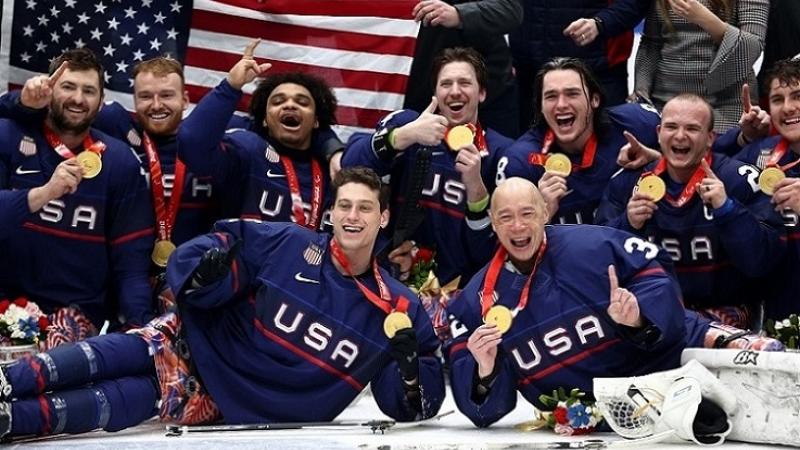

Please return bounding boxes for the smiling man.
[597,93,786,328]
[343,47,514,286]
[0,167,444,440]
[177,41,336,231]
[497,57,660,225]
[0,48,154,346]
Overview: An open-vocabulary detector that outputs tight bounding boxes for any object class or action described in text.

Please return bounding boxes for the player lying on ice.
[0,167,445,439]
[446,177,791,446]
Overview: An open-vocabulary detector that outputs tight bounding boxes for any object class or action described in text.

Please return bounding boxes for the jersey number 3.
[624,237,659,260]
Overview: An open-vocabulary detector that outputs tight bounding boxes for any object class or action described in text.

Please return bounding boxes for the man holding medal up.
[597,93,785,328]
[0,48,155,346]
[734,58,800,323]
[495,57,660,225]
[343,47,514,286]
[445,177,688,427]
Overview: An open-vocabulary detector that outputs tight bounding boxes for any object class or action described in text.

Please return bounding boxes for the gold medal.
[383,311,412,338]
[445,124,475,151]
[484,304,513,334]
[77,151,102,179]
[544,153,572,176]
[151,239,177,267]
[759,167,785,196]
[637,175,666,202]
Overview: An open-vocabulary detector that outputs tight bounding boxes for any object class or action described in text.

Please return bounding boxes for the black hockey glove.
[389,328,419,381]
[191,239,242,288]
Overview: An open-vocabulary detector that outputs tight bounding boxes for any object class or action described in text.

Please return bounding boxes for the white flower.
[783,319,792,327]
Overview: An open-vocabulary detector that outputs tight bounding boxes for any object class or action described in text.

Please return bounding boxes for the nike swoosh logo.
[15,167,41,175]
[266,170,285,178]
[294,272,319,284]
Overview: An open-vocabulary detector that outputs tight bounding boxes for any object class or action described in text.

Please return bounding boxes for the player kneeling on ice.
[0,167,445,440]
[444,177,784,431]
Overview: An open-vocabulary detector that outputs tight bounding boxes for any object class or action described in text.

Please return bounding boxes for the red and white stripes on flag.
[186,0,420,139]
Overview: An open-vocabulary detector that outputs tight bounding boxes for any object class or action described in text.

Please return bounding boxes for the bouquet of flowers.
[0,297,49,346]
[765,314,800,350]
[517,387,603,436]
[406,247,437,293]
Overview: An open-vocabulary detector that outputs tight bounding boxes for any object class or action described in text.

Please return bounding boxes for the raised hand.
[607,265,643,328]
[698,159,727,209]
[226,39,273,90]
[191,239,243,287]
[738,84,770,145]
[20,62,68,109]
[537,171,569,220]
[617,131,661,169]
[626,191,658,230]
[394,97,448,149]
[467,324,503,378]
[455,144,487,201]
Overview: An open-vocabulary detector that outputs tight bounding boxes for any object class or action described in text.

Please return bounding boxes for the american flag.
[0,0,419,138]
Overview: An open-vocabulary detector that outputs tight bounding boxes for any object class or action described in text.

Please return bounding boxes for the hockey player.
[734,58,800,321]
[0,48,155,346]
[0,167,445,439]
[343,47,514,286]
[597,94,786,328]
[446,177,689,427]
[177,40,336,231]
[495,57,660,225]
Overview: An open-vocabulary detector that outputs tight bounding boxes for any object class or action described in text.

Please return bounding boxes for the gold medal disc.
[77,151,102,179]
[383,311,412,338]
[152,239,177,267]
[544,154,572,177]
[759,167,785,196]
[445,125,475,151]
[484,305,514,334]
[637,175,666,202]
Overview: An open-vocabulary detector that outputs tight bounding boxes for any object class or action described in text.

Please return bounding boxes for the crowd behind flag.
[0,0,420,139]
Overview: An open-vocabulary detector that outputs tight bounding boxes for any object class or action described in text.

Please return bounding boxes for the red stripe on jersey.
[633,267,665,279]
[111,228,155,245]
[675,261,734,273]
[518,338,622,386]
[448,341,468,358]
[23,222,106,243]
[419,200,465,219]
[253,319,364,391]
[38,395,51,434]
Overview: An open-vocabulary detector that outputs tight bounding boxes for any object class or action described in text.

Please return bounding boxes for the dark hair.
[763,58,800,97]
[49,48,104,94]
[332,167,389,212]
[132,57,185,85]
[665,93,715,132]
[249,72,338,138]
[430,47,489,92]
[531,57,605,131]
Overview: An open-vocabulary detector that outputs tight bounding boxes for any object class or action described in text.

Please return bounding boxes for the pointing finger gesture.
[607,265,643,328]
[227,39,273,90]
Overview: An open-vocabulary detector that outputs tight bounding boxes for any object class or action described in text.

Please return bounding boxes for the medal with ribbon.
[759,138,800,195]
[639,152,713,208]
[44,125,106,179]
[445,122,488,156]
[143,133,185,267]
[528,129,597,177]
[281,155,324,230]
[330,239,411,338]
[479,236,547,334]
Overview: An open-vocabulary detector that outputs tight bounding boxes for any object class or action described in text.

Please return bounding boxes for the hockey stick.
[391,147,432,250]
[166,419,394,436]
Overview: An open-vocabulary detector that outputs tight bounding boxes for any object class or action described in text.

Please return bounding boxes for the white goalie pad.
[593,360,736,446]
[681,348,800,446]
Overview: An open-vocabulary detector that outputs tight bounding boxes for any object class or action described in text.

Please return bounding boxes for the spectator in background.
[756,0,800,105]
[404,0,523,138]
[634,0,769,133]
[511,0,651,132]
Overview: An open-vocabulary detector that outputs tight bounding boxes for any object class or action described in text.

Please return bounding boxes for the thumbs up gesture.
[617,131,661,169]
[607,265,643,328]
[392,96,449,150]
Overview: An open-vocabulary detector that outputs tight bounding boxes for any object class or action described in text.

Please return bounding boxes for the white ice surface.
[6,387,789,449]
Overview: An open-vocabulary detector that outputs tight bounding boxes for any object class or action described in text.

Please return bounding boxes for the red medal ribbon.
[530,129,597,172]
[644,152,712,208]
[480,236,547,318]
[764,138,800,172]
[143,133,186,242]
[473,122,488,154]
[43,125,106,159]
[330,239,409,315]
[281,155,324,230]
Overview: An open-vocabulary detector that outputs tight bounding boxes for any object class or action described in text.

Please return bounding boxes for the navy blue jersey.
[93,101,223,246]
[445,225,686,427]
[0,119,155,327]
[735,136,800,319]
[497,103,660,224]
[597,153,786,311]
[166,220,445,423]
[343,110,513,285]
[178,80,333,230]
